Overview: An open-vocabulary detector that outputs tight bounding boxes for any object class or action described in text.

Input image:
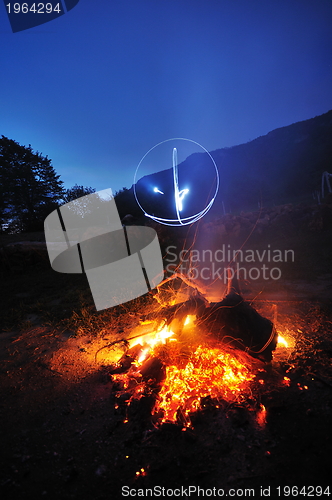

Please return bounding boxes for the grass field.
[1,206,332,334]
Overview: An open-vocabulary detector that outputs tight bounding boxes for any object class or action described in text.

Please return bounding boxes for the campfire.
[97,274,280,427]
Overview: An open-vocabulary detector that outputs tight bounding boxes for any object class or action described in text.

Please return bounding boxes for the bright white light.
[173,148,189,221]
[153,156,189,213]
[177,188,189,211]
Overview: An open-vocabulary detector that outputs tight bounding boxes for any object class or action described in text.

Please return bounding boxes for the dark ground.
[1,204,332,500]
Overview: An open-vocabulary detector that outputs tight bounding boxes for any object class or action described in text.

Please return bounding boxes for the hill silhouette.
[115,110,332,221]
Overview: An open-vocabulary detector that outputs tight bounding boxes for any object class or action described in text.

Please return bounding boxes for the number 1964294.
[6,3,62,14]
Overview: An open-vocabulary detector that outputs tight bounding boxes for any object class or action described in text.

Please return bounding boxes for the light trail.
[173,147,189,222]
[177,188,189,212]
[134,138,220,226]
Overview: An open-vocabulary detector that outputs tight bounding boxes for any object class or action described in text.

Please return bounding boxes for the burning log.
[198,291,277,361]
[150,284,277,361]
[102,273,276,379]
[153,296,207,333]
[140,357,166,385]
[107,343,140,374]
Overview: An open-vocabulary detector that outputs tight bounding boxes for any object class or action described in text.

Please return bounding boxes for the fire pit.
[96,275,278,428]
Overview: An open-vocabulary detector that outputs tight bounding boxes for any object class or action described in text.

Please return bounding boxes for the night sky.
[1,0,332,194]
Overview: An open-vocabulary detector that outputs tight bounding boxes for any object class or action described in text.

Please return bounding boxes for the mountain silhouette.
[116,110,332,221]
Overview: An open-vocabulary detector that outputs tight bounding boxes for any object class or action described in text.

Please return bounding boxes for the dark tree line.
[0,136,95,232]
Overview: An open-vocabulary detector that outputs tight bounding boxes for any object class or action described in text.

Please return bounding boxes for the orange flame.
[277,335,288,347]
[130,324,176,351]
[184,315,195,326]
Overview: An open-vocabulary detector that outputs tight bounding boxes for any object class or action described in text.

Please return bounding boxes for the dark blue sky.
[1,0,332,194]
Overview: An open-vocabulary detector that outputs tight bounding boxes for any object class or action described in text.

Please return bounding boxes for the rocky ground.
[1,302,332,500]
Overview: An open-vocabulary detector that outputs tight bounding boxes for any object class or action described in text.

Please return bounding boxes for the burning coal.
[110,322,257,426]
[155,344,255,424]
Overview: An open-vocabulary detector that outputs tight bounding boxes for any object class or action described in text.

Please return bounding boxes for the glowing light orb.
[153,187,164,195]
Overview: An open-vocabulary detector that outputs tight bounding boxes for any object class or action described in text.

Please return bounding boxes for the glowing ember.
[111,314,258,426]
[154,345,255,423]
[184,314,195,326]
[277,335,288,347]
[256,404,267,427]
[135,468,147,477]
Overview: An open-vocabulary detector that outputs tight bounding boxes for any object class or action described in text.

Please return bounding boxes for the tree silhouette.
[0,136,64,232]
[62,184,96,203]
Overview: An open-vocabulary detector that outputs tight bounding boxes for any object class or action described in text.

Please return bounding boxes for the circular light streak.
[134,138,219,226]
